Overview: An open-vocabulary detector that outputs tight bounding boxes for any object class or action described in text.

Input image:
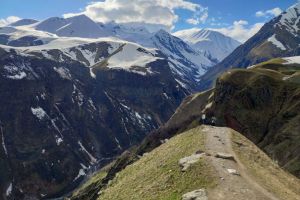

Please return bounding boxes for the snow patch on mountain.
[31,107,47,120]
[267,34,287,50]
[6,183,12,197]
[1,127,8,156]
[106,43,159,73]
[283,56,300,64]
[74,169,86,181]
[78,141,97,164]
[55,136,63,146]
[4,65,27,80]
[53,67,72,80]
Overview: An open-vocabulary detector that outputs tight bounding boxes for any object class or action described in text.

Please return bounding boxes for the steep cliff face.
[0,41,186,199]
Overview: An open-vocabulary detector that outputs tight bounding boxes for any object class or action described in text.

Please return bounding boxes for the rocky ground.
[202,126,278,200]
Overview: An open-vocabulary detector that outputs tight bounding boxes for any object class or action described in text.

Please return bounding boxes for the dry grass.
[98,126,217,200]
[231,131,300,200]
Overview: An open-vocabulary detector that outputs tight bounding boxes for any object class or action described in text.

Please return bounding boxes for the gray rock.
[215,153,235,161]
[179,153,205,172]
[182,189,208,200]
[227,168,240,176]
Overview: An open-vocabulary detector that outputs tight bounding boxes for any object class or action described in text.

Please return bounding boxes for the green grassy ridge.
[213,61,300,178]
[96,126,217,200]
[71,171,107,198]
[75,126,217,200]
[231,131,300,200]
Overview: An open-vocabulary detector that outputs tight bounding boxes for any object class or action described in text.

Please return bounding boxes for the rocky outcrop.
[179,152,205,172]
[215,153,235,161]
[227,169,240,176]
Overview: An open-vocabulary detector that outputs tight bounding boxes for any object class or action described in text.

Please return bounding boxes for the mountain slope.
[151,30,215,91]
[0,40,187,200]
[71,57,300,200]
[174,28,241,62]
[71,125,300,200]
[199,2,300,90]
[168,57,300,178]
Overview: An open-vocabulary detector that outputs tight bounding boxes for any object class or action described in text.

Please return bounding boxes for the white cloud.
[186,7,208,25]
[186,18,200,25]
[0,16,21,26]
[211,20,264,43]
[255,7,282,18]
[63,0,207,31]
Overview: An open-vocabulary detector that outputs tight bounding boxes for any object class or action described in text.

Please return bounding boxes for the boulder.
[215,153,235,161]
[179,152,205,172]
[227,168,240,176]
[182,189,208,200]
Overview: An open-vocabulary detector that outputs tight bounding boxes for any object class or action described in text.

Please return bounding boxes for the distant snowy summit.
[34,14,111,38]
[9,19,38,26]
[174,28,241,62]
[0,14,241,92]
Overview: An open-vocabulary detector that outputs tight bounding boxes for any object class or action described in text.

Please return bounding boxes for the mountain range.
[0,2,300,199]
[0,14,230,92]
[199,3,300,90]
[0,13,231,199]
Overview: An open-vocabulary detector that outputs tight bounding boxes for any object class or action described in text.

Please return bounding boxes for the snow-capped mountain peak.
[174,28,241,62]
[266,2,300,51]
[0,15,229,91]
[9,19,38,27]
[150,29,216,90]
[276,2,300,36]
[34,14,110,38]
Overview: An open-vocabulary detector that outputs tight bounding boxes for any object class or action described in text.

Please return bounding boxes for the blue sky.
[177,0,297,30]
[0,0,298,42]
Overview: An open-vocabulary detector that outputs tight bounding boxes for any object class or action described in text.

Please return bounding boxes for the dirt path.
[202,126,279,200]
